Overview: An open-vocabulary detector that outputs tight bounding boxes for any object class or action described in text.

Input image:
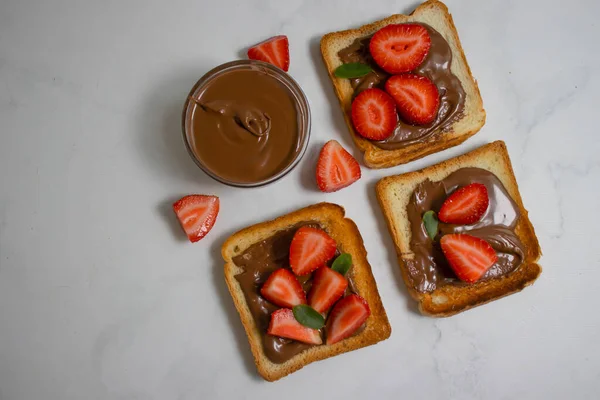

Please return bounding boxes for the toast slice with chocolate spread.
[376,141,542,316]
[320,0,485,168]
[222,203,391,381]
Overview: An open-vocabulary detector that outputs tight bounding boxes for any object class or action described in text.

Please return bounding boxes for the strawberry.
[267,308,322,345]
[260,269,307,308]
[385,74,440,125]
[438,183,489,225]
[326,294,371,345]
[289,227,337,276]
[172,195,219,243]
[316,140,361,193]
[308,266,348,313]
[351,88,398,140]
[369,23,431,74]
[247,35,290,72]
[440,234,498,283]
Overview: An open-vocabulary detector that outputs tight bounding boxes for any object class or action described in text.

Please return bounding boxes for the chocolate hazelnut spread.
[188,68,301,183]
[405,168,526,292]
[338,23,466,149]
[233,223,358,364]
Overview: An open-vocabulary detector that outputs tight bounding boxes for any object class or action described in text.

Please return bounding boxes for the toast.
[376,141,542,316]
[222,203,391,381]
[320,0,485,168]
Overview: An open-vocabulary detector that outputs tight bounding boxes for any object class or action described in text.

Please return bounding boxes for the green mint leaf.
[422,210,439,241]
[331,253,353,275]
[334,63,372,79]
[292,304,325,329]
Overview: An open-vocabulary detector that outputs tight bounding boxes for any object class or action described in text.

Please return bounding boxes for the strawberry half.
[385,74,440,125]
[438,183,489,225]
[260,269,307,308]
[369,23,431,74]
[440,234,498,283]
[172,195,219,243]
[289,227,337,276]
[351,88,397,140]
[316,140,361,193]
[267,308,322,345]
[247,35,290,72]
[308,266,348,314]
[326,294,370,345]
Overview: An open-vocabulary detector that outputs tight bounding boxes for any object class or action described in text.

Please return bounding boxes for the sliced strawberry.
[260,269,307,308]
[289,227,337,276]
[316,140,361,193]
[385,74,440,125]
[326,294,370,345]
[308,266,348,313]
[247,35,290,72]
[267,308,322,344]
[369,23,431,74]
[351,88,397,140]
[440,234,498,283]
[172,195,219,243]
[438,183,489,225]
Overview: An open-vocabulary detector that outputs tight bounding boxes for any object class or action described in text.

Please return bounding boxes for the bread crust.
[222,203,391,381]
[320,0,486,168]
[376,141,542,316]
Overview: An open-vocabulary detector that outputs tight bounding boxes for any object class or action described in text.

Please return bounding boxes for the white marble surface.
[1,0,599,398]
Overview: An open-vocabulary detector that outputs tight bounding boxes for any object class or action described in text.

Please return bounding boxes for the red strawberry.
[260,269,307,308]
[308,266,348,313]
[369,24,431,74]
[316,140,361,193]
[326,294,370,345]
[172,195,219,243]
[247,35,290,72]
[351,88,398,140]
[385,74,440,125]
[267,308,322,344]
[438,183,489,225]
[289,227,337,276]
[440,234,498,283]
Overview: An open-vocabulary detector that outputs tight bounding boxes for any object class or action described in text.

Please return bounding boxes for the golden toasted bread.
[376,141,542,316]
[222,203,391,381]
[321,0,485,168]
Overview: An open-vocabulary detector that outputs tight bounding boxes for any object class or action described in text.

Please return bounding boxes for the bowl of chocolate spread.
[182,60,311,187]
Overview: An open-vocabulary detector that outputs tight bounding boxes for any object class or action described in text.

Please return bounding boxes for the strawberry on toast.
[438,182,489,224]
[326,294,371,345]
[440,234,498,283]
[385,74,440,125]
[308,266,348,314]
[369,23,431,74]
[350,88,397,141]
[260,269,307,308]
[289,226,337,275]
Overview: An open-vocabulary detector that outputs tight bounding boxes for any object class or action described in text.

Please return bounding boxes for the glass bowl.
[181,60,311,187]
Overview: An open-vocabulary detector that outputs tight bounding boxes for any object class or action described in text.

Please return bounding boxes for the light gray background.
[1,0,599,399]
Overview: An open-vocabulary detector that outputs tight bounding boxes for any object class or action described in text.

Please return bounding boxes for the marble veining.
[1,0,599,399]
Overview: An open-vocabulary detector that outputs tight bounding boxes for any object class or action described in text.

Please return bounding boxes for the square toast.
[321,0,485,168]
[222,203,391,381]
[376,141,542,316]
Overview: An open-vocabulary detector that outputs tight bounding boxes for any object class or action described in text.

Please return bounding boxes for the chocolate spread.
[338,23,466,149]
[233,223,358,364]
[405,168,526,292]
[188,68,300,183]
